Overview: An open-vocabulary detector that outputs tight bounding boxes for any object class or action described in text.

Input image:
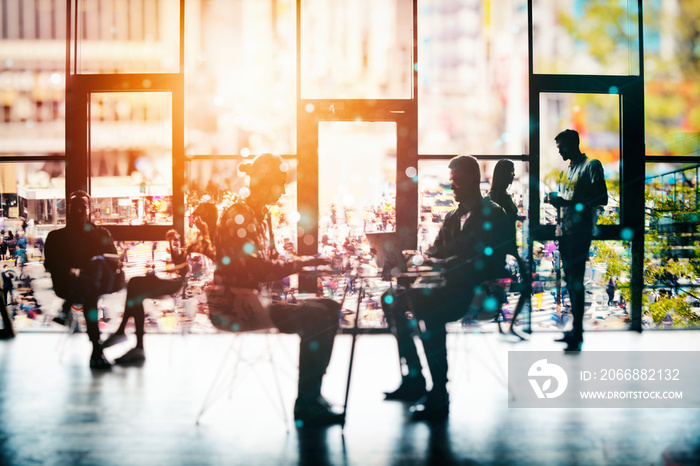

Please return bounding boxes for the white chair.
[195,287,296,430]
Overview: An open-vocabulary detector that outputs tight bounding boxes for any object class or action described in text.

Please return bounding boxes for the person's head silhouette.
[555,129,583,162]
[67,190,91,229]
[239,153,288,207]
[448,155,481,205]
[490,159,515,195]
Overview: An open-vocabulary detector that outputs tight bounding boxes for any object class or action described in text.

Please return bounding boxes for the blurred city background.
[0,0,698,335]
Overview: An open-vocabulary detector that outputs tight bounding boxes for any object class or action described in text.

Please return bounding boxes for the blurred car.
[420,189,440,212]
[431,196,455,222]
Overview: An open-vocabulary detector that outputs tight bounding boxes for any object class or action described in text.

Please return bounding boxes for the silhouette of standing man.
[547,129,607,351]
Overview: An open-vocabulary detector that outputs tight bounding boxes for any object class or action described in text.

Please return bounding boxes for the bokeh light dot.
[484,296,498,311]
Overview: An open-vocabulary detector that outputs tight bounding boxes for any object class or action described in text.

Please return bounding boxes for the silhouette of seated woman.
[485,159,531,331]
[208,153,343,428]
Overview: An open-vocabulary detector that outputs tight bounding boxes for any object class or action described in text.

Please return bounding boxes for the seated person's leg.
[381,288,427,401]
[269,298,343,426]
[72,256,118,368]
[83,299,111,368]
[108,275,184,363]
[72,255,119,304]
[408,284,474,420]
[558,237,588,349]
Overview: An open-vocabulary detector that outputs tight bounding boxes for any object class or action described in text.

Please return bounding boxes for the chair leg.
[196,333,294,431]
[56,306,81,362]
[264,333,290,432]
[196,335,238,425]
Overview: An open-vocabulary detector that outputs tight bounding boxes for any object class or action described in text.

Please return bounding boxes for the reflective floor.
[1,330,699,465]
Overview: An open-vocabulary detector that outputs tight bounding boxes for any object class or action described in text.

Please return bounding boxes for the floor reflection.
[1,332,700,465]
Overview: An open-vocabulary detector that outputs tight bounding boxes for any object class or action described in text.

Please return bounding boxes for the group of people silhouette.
[42,128,606,427]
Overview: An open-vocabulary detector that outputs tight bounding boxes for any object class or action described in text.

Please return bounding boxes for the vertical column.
[622,83,645,331]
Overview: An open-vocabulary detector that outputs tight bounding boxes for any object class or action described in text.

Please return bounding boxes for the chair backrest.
[463,252,532,323]
[465,279,509,321]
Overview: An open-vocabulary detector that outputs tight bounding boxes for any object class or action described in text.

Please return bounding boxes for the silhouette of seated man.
[101,203,219,364]
[44,190,124,369]
[381,155,515,422]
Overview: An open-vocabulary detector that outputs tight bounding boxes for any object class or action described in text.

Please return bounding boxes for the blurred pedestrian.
[606,277,616,305]
[2,265,15,306]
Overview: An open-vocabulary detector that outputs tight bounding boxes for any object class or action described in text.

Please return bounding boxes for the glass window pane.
[301,0,412,99]
[318,121,397,251]
[416,160,451,252]
[0,68,66,157]
[89,92,172,226]
[0,161,63,332]
[418,0,528,155]
[532,0,640,75]
[1,1,66,156]
[0,161,65,230]
[317,121,395,329]
[643,1,700,156]
[75,0,180,74]
[644,163,700,329]
[317,122,395,330]
[184,0,296,156]
[539,93,620,227]
[525,240,632,334]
